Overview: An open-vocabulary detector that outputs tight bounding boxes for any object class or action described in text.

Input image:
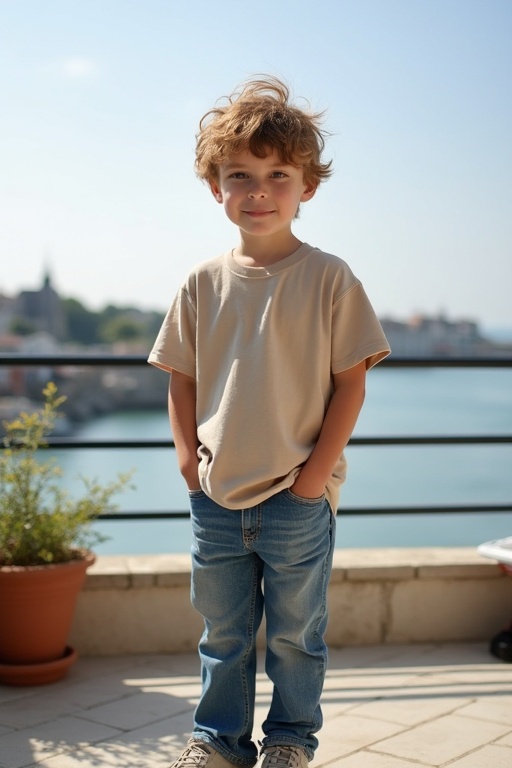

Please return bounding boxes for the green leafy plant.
[0,382,133,567]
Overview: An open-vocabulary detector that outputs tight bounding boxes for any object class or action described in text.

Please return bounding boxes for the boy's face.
[209,148,316,239]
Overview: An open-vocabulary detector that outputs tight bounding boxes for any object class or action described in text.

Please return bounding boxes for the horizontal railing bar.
[351,435,512,446]
[97,502,512,520]
[0,355,511,368]
[0,355,148,366]
[42,435,512,449]
[2,355,510,523]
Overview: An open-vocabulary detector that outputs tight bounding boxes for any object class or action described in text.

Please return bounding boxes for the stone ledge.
[85,554,192,589]
[73,547,511,654]
[84,548,506,589]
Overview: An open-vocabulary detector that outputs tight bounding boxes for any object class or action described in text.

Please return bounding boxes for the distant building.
[0,331,23,394]
[0,293,16,334]
[381,314,500,357]
[13,270,66,340]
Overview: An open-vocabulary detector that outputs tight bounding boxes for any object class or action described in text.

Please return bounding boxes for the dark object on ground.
[490,627,512,662]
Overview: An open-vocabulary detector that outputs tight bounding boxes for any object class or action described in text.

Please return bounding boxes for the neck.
[233,231,302,267]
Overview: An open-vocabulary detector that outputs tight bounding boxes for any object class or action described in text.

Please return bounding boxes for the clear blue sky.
[1,0,511,330]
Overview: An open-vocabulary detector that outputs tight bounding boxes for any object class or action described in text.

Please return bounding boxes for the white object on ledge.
[478,537,512,575]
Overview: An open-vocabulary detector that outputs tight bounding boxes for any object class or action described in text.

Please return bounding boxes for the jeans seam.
[239,557,260,739]
[314,505,333,625]
[307,505,334,740]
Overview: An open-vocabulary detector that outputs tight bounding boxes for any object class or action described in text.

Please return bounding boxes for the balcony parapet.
[71,548,511,655]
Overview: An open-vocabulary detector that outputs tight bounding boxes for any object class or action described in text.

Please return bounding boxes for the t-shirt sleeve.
[147,286,197,378]
[331,282,391,373]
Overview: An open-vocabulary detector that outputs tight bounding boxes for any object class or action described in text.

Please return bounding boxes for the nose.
[248,180,268,198]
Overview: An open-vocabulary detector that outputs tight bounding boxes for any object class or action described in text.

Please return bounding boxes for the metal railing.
[1,354,511,520]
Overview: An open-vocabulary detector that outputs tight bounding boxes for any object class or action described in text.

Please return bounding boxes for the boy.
[149,76,390,768]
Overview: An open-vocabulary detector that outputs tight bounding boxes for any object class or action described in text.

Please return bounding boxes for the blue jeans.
[188,488,335,766]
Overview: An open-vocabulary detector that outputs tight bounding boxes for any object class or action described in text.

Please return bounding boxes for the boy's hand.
[184,469,201,492]
[290,470,326,500]
[290,362,367,501]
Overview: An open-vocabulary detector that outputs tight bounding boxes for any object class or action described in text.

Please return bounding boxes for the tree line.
[10,297,165,346]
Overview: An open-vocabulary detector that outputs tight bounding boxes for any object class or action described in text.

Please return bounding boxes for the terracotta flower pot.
[0,551,95,685]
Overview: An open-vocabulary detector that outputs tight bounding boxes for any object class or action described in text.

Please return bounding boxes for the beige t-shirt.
[149,243,390,512]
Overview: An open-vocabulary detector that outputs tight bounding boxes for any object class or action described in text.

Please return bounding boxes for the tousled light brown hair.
[195,76,332,188]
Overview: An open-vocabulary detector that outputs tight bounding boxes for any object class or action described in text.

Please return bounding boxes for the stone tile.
[0,686,39,706]
[347,693,470,725]
[253,702,268,739]
[323,657,505,713]
[314,714,404,763]
[328,642,440,671]
[456,694,512,725]
[371,713,510,765]
[128,652,200,677]
[3,644,512,768]
[32,744,162,767]
[23,656,184,714]
[36,711,195,768]
[313,752,422,768]
[134,682,201,704]
[413,642,496,667]
[322,667,418,699]
[53,713,193,768]
[103,708,194,753]
[430,667,512,691]
[0,715,121,768]
[370,670,510,700]
[73,654,144,677]
[320,699,359,719]
[416,664,488,683]
[79,690,194,730]
[328,644,407,668]
[446,744,512,768]
[496,731,512,747]
[122,666,202,700]
[0,695,82,729]
[39,670,144,710]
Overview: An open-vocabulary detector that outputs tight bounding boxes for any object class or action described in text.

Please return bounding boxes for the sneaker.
[257,746,308,768]
[169,739,240,768]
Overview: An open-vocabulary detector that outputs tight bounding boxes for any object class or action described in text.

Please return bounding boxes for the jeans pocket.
[284,488,326,507]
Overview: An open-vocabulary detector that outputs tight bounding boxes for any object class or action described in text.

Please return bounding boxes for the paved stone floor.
[0,642,511,768]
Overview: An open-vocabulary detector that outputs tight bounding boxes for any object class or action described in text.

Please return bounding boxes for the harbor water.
[51,367,512,555]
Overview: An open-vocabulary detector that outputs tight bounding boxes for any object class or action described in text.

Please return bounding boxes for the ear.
[209,179,223,203]
[300,182,317,203]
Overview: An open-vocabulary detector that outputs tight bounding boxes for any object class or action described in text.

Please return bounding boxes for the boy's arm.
[168,370,201,491]
[290,360,367,500]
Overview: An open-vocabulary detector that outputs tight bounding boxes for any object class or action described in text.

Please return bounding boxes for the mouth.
[243,210,275,217]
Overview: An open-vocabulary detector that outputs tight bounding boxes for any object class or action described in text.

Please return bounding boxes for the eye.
[271,171,288,179]
[229,172,248,179]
